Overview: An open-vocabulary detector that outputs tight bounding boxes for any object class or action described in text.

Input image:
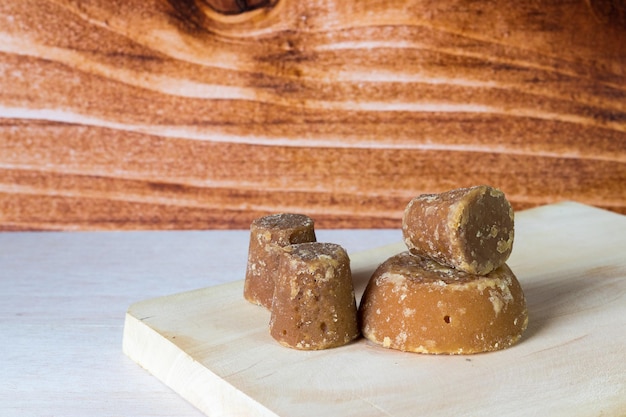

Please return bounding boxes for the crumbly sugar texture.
[359,251,528,354]
[244,213,316,309]
[402,185,514,275]
[270,242,360,350]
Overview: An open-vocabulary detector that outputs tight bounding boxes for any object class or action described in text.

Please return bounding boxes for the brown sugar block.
[270,242,360,350]
[244,213,316,309]
[402,185,514,275]
[359,251,528,354]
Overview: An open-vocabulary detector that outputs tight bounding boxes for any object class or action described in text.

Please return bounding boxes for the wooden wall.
[1,0,625,230]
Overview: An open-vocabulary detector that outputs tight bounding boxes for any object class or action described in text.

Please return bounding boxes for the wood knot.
[167,0,281,34]
[199,0,276,15]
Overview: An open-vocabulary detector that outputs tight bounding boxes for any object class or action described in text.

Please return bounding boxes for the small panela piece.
[244,213,316,309]
[270,242,360,350]
[402,185,514,275]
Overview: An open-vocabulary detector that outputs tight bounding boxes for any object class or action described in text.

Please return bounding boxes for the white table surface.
[0,228,401,417]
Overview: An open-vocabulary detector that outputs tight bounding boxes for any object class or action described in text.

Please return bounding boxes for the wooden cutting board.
[122,202,626,416]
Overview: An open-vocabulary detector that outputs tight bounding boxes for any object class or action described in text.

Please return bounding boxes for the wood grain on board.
[1,0,625,230]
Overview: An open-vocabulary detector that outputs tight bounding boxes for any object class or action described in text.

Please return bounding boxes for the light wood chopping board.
[123,202,626,416]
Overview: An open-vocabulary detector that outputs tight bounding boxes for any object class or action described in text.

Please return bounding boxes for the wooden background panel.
[0,0,625,230]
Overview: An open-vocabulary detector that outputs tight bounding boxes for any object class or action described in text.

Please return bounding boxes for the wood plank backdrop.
[1,0,625,230]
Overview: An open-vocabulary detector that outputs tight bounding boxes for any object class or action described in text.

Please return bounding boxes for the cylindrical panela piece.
[270,242,360,350]
[402,185,514,275]
[244,213,316,309]
[359,252,528,354]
